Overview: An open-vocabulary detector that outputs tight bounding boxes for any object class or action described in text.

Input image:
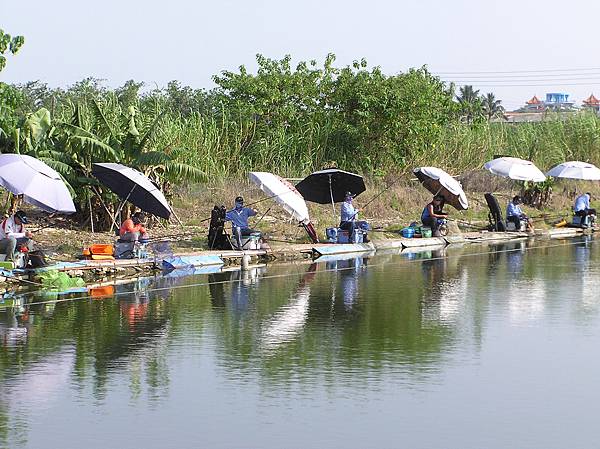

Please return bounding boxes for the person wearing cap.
[119,211,149,242]
[225,196,258,248]
[0,211,33,261]
[421,195,448,235]
[574,192,596,226]
[506,195,532,231]
[339,192,369,243]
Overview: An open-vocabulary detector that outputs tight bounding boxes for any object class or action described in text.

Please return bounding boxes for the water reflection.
[1,238,600,448]
[260,263,317,351]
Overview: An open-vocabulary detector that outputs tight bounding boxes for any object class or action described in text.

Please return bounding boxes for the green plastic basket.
[420,227,432,238]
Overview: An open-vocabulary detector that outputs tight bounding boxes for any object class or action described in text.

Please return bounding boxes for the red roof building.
[583,94,600,107]
[524,95,544,111]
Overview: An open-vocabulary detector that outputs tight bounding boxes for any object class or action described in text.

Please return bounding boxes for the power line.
[440,73,600,80]
[443,81,600,88]
[434,67,600,75]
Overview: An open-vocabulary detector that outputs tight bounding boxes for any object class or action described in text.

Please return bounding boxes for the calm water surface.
[1,237,599,449]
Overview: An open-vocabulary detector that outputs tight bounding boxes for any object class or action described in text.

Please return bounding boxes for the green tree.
[0,83,25,144]
[0,29,24,72]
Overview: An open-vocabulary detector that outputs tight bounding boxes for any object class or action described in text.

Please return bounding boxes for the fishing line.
[15,236,596,309]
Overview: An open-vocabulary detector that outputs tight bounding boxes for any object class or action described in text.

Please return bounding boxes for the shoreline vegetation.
[2,53,600,253]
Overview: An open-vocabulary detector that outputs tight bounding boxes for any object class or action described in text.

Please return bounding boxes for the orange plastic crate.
[88,244,114,256]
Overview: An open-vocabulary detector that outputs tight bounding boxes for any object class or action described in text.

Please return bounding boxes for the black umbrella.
[295,169,366,204]
[92,163,172,219]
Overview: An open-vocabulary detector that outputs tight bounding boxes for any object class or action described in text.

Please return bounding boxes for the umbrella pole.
[91,186,120,232]
[3,192,11,215]
[254,206,272,228]
[111,185,137,230]
[329,175,336,223]
[170,208,184,227]
[88,195,94,233]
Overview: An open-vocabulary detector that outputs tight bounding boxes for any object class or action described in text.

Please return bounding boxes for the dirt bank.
[20,170,600,262]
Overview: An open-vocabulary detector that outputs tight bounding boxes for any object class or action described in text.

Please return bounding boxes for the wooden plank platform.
[462,231,529,243]
[375,237,449,250]
[372,239,404,249]
[30,249,267,274]
[401,237,447,248]
[312,243,375,257]
[401,244,446,255]
[542,227,585,239]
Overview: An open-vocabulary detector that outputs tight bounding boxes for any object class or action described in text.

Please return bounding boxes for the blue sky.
[2,0,600,110]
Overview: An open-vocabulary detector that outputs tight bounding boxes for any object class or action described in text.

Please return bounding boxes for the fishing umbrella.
[249,172,310,223]
[546,161,600,180]
[483,157,546,182]
[295,169,366,204]
[413,167,469,211]
[0,154,76,213]
[248,171,318,242]
[92,163,171,219]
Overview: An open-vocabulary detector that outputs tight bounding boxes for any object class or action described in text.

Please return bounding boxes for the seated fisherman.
[506,195,532,231]
[225,196,258,248]
[119,212,149,242]
[574,192,596,225]
[339,192,369,243]
[421,194,448,236]
[0,210,33,261]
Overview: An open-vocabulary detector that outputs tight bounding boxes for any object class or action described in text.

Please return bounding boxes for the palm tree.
[481,93,505,120]
[456,85,483,124]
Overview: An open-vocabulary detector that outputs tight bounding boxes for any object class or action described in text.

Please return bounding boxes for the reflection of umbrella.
[414,167,469,211]
[260,264,316,351]
[0,154,75,213]
[92,163,171,219]
[295,169,366,204]
[546,161,600,180]
[484,157,546,182]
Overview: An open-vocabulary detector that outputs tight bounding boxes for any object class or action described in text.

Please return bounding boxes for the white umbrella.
[248,172,310,224]
[484,157,546,182]
[248,171,319,243]
[414,167,469,210]
[546,161,600,181]
[0,154,75,213]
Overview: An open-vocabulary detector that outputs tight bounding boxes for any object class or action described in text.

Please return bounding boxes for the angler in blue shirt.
[225,196,258,248]
[339,192,369,243]
[574,192,596,225]
[506,195,532,231]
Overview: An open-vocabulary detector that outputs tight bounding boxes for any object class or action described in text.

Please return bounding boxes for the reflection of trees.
[0,275,176,444]
[1,239,599,444]
[205,255,462,386]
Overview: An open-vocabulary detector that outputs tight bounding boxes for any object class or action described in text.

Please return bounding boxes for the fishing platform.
[0,225,593,285]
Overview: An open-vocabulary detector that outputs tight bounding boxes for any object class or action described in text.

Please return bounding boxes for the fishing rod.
[253,206,272,229]
[347,178,402,221]
[30,222,56,234]
[362,178,402,210]
[191,192,285,226]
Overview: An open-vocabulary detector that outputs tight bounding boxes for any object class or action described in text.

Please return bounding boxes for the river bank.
[20,170,597,265]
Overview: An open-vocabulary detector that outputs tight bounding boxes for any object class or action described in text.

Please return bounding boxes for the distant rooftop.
[583,94,600,106]
[526,95,542,105]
